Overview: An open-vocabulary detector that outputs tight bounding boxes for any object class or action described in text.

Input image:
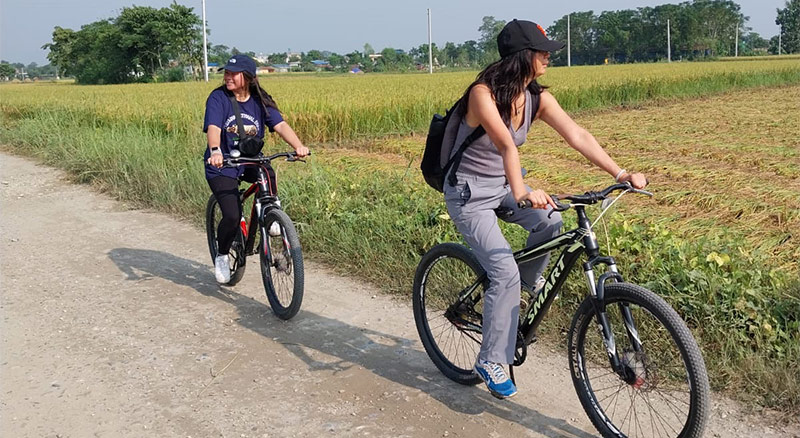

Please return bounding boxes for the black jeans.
[207,166,276,254]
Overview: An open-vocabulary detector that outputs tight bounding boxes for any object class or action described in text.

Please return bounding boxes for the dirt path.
[1,152,796,438]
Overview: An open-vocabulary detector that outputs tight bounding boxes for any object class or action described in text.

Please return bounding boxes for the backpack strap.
[447,90,542,188]
[228,95,247,143]
[530,91,541,123]
[445,125,485,187]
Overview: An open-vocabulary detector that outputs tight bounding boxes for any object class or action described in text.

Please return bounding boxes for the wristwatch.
[210,146,221,155]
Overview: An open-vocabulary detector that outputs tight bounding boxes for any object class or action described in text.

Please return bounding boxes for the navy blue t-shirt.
[203,86,284,179]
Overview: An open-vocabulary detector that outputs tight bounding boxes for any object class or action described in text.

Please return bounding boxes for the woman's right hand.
[207,150,224,168]
[518,189,558,210]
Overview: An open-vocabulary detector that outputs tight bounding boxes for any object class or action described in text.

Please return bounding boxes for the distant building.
[286,52,302,63]
[205,62,219,75]
[257,66,275,75]
[310,60,332,70]
[271,64,290,73]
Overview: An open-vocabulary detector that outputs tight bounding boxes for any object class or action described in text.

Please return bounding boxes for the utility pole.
[735,21,739,57]
[427,8,433,74]
[778,25,782,55]
[567,13,571,67]
[202,0,209,82]
[667,19,671,62]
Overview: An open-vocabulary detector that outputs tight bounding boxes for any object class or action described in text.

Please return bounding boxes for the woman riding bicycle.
[204,54,310,284]
[443,19,647,399]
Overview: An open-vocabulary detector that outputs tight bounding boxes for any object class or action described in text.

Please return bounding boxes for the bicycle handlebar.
[222,150,310,167]
[517,182,652,210]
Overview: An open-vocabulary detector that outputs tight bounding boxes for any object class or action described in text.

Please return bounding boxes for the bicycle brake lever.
[548,206,569,219]
[518,196,570,218]
[634,188,654,197]
[548,196,571,218]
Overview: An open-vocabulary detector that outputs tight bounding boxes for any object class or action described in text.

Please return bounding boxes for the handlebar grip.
[518,195,568,211]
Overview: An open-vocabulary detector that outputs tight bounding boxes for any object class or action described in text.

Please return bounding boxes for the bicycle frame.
[453,202,642,378]
[238,163,280,255]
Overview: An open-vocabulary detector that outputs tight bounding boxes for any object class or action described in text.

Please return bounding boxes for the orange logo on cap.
[537,24,547,37]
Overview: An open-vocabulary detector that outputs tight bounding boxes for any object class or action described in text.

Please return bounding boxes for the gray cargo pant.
[444,173,563,364]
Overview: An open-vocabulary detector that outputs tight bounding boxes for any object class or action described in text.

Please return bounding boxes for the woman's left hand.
[619,172,647,189]
[294,145,310,158]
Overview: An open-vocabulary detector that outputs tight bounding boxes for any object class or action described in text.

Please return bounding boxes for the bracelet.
[614,168,627,182]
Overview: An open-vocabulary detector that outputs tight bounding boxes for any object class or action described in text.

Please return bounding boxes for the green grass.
[1,63,799,413]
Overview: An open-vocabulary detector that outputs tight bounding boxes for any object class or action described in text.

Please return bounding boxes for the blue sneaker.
[474,359,517,399]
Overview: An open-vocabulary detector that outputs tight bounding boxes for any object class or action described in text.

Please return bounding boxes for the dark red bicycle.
[205,149,307,320]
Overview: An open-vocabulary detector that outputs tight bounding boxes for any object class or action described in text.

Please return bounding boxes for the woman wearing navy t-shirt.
[204,54,309,284]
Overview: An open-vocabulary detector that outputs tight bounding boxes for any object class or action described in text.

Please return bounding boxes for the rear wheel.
[259,208,304,320]
[568,282,710,438]
[205,194,246,286]
[412,243,486,385]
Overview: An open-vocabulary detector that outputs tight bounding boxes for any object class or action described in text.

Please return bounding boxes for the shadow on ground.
[109,247,595,438]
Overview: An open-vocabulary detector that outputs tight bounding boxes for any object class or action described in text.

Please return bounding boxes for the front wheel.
[206,194,246,286]
[568,282,710,438]
[259,208,304,320]
[412,243,486,385]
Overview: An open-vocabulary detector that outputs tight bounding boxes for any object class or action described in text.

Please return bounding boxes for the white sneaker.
[474,359,518,399]
[214,254,231,284]
[268,222,282,237]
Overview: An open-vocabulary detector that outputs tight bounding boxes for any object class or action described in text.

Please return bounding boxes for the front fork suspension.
[585,263,644,384]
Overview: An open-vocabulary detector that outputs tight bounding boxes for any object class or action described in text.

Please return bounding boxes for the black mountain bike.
[206,150,306,320]
[413,182,710,438]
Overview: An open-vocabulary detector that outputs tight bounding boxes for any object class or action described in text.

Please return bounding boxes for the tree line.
[40,2,202,84]
[11,0,799,84]
[545,0,798,65]
[204,16,505,74]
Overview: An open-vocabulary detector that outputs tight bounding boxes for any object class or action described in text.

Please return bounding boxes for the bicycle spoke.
[415,249,484,376]
[642,390,681,437]
[573,286,706,438]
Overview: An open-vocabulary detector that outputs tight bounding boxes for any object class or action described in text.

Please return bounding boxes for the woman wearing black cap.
[204,54,310,284]
[442,19,647,399]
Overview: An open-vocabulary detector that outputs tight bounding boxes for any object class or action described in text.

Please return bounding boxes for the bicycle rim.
[416,247,484,378]
[571,284,708,438]
[260,209,303,319]
[206,195,246,285]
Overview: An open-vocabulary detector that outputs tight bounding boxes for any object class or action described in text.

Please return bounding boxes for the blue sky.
[0,0,788,65]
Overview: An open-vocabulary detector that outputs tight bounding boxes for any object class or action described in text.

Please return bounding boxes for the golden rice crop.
[2,58,799,145]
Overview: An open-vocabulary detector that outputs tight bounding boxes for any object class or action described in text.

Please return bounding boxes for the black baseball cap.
[219,54,257,76]
[497,19,565,58]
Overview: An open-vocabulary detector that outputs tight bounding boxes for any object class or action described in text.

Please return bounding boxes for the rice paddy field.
[1,58,799,412]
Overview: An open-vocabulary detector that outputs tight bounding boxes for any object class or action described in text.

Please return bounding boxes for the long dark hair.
[221,72,280,115]
[243,71,280,114]
[460,49,546,125]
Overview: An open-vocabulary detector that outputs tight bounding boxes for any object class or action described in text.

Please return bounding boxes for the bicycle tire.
[205,194,246,286]
[412,243,486,385]
[259,208,304,320]
[568,282,710,438]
